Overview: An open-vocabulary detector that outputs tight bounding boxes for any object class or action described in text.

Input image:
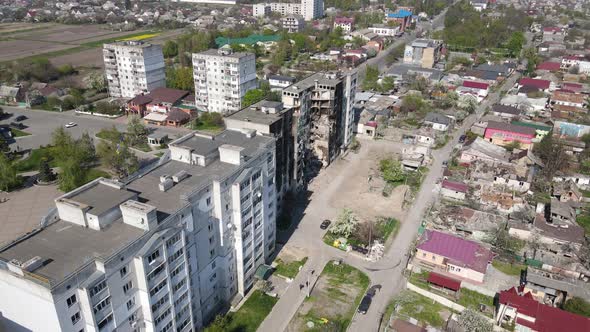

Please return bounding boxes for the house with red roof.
[542,27,565,43]
[519,78,551,91]
[496,287,590,331]
[441,180,469,200]
[484,121,537,149]
[561,82,583,93]
[415,230,494,283]
[126,88,193,126]
[561,55,590,74]
[536,61,561,72]
[457,80,490,103]
[334,17,354,32]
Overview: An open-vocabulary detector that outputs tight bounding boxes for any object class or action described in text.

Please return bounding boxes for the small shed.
[427,272,461,293]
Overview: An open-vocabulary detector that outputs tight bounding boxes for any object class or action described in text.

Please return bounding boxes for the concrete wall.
[406,282,466,312]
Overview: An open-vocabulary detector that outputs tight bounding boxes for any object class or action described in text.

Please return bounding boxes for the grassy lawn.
[389,290,449,328]
[85,168,111,182]
[378,217,400,241]
[289,262,369,331]
[155,152,164,158]
[192,123,224,133]
[274,257,308,279]
[204,290,278,332]
[11,128,31,137]
[457,289,494,312]
[14,146,57,172]
[492,259,526,276]
[408,271,430,290]
[576,214,590,236]
[82,30,160,48]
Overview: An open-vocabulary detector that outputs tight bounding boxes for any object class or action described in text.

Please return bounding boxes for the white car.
[65,122,77,128]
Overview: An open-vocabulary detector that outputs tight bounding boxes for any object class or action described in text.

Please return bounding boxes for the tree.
[166,66,194,92]
[204,314,231,332]
[386,42,406,65]
[38,157,55,183]
[563,297,590,318]
[401,94,427,113]
[506,31,526,57]
[380,158,405,183]
[97,140,139,178]
[84,71,106,91]
[162,40,178,58]
[0,153,22,191]
[381,76,395,92]
[242,89,266,107]
[534,134,568,178]
[362,65,380,91]
[78,132,96,164]
[126,115,149,147]
[457,309,494,332]
[504,140,521,151]
[331,209,358,238]
[51,128,96,191]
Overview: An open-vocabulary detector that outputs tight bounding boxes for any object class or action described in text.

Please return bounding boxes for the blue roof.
[387,9,412,18]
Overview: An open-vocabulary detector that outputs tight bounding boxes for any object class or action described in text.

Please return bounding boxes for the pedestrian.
[299,284,304,291]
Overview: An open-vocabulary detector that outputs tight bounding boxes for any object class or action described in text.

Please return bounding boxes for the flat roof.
[195,48,253,59]
[66,182,136,216]
[284,72,342,93]
[0,218,144,284]
[226,101,284,126]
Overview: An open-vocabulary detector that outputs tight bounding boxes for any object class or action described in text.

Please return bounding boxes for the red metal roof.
[462,80,489,90]
[519,78,550,90]
[427,272,461,291]
[441,180,469,193]
[536,61,561,71]
[499,287,590,331]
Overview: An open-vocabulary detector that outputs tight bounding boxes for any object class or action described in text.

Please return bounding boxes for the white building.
[252,0,322,21]
[281,15,304,32]
[172,0,236,4]
[192,48,257,114]
[0,130,277,332]
[103,41,166,98]
[369,24,400,37]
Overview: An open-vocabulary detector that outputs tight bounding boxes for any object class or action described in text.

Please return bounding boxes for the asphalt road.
[0,106,189,157]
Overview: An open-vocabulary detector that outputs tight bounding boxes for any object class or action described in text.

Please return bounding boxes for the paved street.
[0,106,189,157]
[258,60,521,332]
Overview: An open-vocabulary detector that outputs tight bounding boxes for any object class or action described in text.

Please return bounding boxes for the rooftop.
[226,100,285,126]
[424,112,451,125]
[196,48,254,59]
[486,121,537,136]
[62,181,136,217]
[492,104,521,116]
[417,230,494,273]
[463,137,510,161]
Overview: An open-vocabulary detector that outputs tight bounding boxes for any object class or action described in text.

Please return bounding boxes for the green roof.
[215,34,281,47]
[254,264,274,280]
[511,121,552,132]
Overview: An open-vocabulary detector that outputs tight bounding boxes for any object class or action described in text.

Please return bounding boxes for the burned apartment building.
[281,71,357,189]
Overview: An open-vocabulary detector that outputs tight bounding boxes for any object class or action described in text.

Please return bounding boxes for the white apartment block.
[192,48,257,114]
[103,41,166,98]
[253,0,323,21]
[0,130,277,332]
[369,24,400,37]
[281,15,305,33]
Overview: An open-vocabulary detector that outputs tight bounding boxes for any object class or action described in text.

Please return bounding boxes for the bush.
[564,297,590,317]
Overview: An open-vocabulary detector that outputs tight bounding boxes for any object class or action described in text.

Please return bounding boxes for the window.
[66,294,77,307]
[147,250,160,265]
[147,263,166,282]
[151,294,169,312]
[170,264,185,278]
[154,308,171,325]
[71,312,81,325]
[149,280,167,297]
[161,321,173,332]
[431,255,436,261]
[206,197,211,206]
[173,278,186,293]
[212,261,216,269]
[166,233,181,248]
[93,296,111,314]
[97,314,113,330]
[209,273,217,282]
[168,248,184,264]
[210,249,215,257]
[422,252,426,258]
[120,266,128,278]
[127,297,135,310]
[123,280,133,294]
[174,291,189,307]
[209,236,215,245]
[89,280,107,297]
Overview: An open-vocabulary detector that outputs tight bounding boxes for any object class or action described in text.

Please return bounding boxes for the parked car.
[351,245,369,255]
[15,115,27,121]
[358,294,372,314]
[320,219,331,230]
[459,134,466,143]
[442,160,448,167]
[10,122,25,130]
[65,122,77,128]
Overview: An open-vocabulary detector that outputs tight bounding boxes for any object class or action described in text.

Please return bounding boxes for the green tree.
[166,66,194,92]
[380,158,405,183]
[85,71,107,92]
[504,140,522,151]
[97,140,139,178]
[162,40,178,58]
[38,157,55,183]
[362,65,380,91]
[79,132,96,164]
[242,89,265,107]
[458,309,494,332]
[0,153,22,191]
[534,134,568,178]
[564,297,590,318]
[51,128,96,191]
[204,314,231,332]
[331,208,359,238]
[506,31,525,57]
[401,94,427,113]
[127,115,149,147]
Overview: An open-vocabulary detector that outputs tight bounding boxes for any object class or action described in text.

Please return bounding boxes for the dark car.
[10,122,25,130]
[15,115,27,121]
[459,134,466,143]
[320,219,331,230]
[358,294,372,314]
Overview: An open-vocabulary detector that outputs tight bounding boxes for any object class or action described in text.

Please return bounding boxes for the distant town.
[1,0,590,332]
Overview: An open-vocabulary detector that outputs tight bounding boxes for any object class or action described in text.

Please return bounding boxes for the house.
[364,39,383,53]
[561,82,584,93]
[553,121,590,139]
[511,213,585,248]
[441,180,469,201]
[126,94,152,117]
[524,268,590,307]
[553,173,590,189]
[500,94,548,115]
[126,87,190,117]
[491,104,520,119]
[561,55,590,74]
[519,78,551,92]
[423,112,452,131]
[147,132,168,146]
[510,121,551,141]
[403,39,443,69]
[268,75,296,91]
[553,180,582,203]
[474,63,513,81]
[470,0,489,12]
[368,24,400,37]
[0,85,24,105]
[484,121,537,149]
[496,287,590,331]
[460,137,510,165]
[334,17,354,32]
[385,64,445,82]
[536,61,561,72]
[457,80,489,102]
[164,108,191,127]
[415,230,494,283]
[550,90,586,113]
[470,114,505,136]
[549,197,577,225]
[385,8,413,31]
[542,27,566,43]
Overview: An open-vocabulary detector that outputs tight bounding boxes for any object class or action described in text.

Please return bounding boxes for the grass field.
[121,33,160,41]
[204,290,278,332]
[11,128,31,137]
[492,260,526,276]
[388,290,449,328]
[14,146,57,172]
[274,257,308,279]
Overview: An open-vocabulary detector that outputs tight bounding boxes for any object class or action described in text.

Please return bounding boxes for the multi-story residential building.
[252,0,323,21]
[225,100,294,205]
[281,71,357,189]
[403,39,443,69]
[0,130,277,332]
[281,15,305,33]
[334,17,354,32]
[103,41,166,98]
[192,48,257,114]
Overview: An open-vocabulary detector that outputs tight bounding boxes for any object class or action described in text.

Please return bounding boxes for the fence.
[406,282,466,312]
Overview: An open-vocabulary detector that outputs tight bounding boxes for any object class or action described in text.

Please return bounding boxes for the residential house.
[470,0,489,11]
[553,180,582,203]
[524,268,590,307]
[473,63,513,81]
[364,39,383,53]
[334,17,354,32]
[548,197,577,225]
[403,39,443,69]
[484,121,537,149]
[496,287,590,331]
[500,94,548,115]
[553,121,590,139]
[553,173,590,189]
[519,78,551,92]
[459,137,510,165]
[561,82,584,93]
[415,230,494,283]
[281,15,304,33]
[561,55,590,74]
[511,213,585,249]
[542,27,566,43]
[268,75,296,91]
[510,121,552,141]
[470,161,531,192]
[470,114,505,136]
[441,180,469,201]
[0,85,24,105]
[536,61,561,72]
[368,24,400,37]
[423,112,452,131]
[385,8,413,32]
[550,90,586,114]
[491,104,521,119]
[457,80,489,103]
[384,64,444,83]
